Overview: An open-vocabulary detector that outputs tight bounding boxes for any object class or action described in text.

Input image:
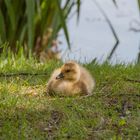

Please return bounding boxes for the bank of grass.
[0,56,140,139]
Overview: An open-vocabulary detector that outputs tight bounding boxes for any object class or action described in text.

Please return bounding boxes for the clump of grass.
[0,48,140,139]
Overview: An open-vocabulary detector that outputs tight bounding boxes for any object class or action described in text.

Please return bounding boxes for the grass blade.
[19,24,27,44]
[5,0,16,31]
[0,10,6,42]
[26,0,35,50]
[56,0,70,49]
[77,0,81,22]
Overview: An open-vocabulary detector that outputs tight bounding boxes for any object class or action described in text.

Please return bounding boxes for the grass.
[0,55,140,139]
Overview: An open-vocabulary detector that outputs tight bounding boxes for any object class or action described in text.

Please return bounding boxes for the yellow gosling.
[47,61,95,97]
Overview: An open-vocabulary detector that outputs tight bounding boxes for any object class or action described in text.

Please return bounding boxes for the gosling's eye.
[66,70,70,73]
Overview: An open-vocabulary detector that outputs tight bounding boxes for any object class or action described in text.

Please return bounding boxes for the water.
[59,0,140,63]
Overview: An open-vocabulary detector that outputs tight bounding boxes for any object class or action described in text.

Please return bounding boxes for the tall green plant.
[0,0,81,54]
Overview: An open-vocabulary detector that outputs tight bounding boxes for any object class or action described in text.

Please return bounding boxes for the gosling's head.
[56,61,80,82]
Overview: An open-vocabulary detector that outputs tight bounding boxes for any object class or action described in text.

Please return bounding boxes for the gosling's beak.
[56,73,64,79]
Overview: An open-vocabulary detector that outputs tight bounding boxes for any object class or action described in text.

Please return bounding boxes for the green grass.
[0,56,140,140]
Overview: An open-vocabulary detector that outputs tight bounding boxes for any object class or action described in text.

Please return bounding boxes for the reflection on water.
[59,0,140,63]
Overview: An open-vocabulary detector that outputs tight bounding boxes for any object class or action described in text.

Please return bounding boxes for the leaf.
[63,0,71,10]
[40,0,51,34]
[19,24,27,44]
[0,10,6,42]
[4,0,16,31]
[77,0,81,22]
[26,0,35,50]
[53,2,75,38]
[55,0,71,49]
[65,2,75,19]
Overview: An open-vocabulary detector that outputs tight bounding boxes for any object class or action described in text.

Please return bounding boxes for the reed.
[0,0,81,55]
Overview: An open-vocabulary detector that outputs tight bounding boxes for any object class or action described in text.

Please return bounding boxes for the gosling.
[47,61,95,97]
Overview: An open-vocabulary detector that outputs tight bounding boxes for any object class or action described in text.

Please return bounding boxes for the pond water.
[59,0,140,64]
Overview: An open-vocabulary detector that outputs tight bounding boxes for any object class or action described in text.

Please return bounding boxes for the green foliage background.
[0,0,81,54]
[0,0,140,60]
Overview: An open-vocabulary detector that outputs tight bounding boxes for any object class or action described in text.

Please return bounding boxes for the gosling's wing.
[79,66,95,92]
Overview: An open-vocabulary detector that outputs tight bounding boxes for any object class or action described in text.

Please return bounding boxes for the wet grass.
[0,57,140,140]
